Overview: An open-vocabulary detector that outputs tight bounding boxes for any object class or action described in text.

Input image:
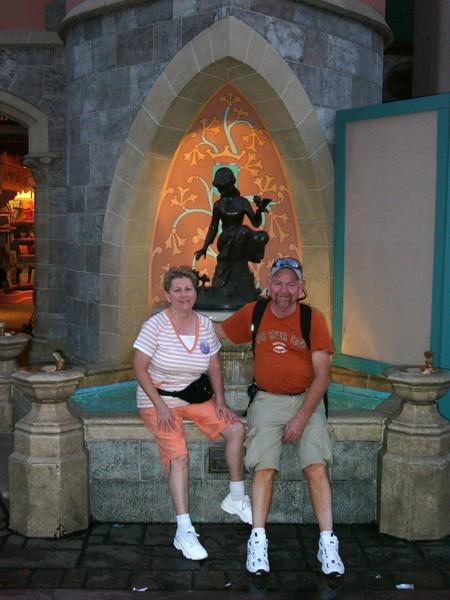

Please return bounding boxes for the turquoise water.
[70,381,390,413]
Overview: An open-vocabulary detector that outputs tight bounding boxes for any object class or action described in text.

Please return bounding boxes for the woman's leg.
[169,453,189,515]
[221,420,245,481]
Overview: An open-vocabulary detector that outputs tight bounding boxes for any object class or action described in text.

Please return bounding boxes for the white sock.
[320,530,333,539]
[251,527,266,540]
[176,513,192,533]
[229,480,245,501]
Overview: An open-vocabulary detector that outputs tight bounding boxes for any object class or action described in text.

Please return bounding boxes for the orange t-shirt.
[221,301,334,394]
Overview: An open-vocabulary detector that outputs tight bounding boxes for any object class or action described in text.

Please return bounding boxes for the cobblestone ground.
[0,501,448,598]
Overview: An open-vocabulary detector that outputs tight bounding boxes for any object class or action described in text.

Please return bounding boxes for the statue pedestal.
[8,367,88,537]
[378,367,450,540]
[0,334,30,432]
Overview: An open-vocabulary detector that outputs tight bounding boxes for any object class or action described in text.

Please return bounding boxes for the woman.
[133,266,251,560]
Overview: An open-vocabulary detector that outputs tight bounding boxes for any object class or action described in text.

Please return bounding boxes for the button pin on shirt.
[200,341,210,354]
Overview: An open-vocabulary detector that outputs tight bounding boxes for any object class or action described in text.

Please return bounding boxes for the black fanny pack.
[157,373,213,404]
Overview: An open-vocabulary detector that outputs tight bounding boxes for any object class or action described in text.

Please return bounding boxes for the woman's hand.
[155,403,176,432]
[215,401,239,424]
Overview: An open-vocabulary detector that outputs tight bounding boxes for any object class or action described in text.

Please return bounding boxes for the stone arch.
[100,16,334,364]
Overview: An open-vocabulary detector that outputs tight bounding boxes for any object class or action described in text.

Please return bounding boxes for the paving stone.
[0,568,32,589]
[85,568,130,590]
[30,569,65,588]
[353,570,396,591]
[364,545,424,570]
[81,544,152,569]
[224,570,281,592]
[26,539,84,551]
[152,553,204,571]
[192,569,226,590]
[130,569,192,591]
[60,568,88,589]
[107,524,146,545]
[144,523,176,546]
[389,569,446,590]
[1,534,26,551]
[277,570,319,593]
[0,549,81,569]
[417,542,450,569]
[269,548,307,571]
[352,523,410,547]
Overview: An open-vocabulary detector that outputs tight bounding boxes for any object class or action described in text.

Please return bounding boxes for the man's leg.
[245,468,276,575]
[303,463,332,531]
[303,463,344,576]
[251,468,276,528]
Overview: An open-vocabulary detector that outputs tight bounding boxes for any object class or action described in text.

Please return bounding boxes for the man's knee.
[254,468,277,484]
[303,463,328,482]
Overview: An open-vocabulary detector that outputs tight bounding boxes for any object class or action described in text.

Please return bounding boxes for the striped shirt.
[133,310,221,408]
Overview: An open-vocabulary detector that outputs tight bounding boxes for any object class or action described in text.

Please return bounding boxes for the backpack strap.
[300,303,311,350]
[300,302,329,418]
[251,297,270,354]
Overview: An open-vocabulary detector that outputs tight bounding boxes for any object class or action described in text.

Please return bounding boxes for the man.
[216,257,345,577]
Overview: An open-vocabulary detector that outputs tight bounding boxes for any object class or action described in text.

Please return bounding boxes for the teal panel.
[333,94,450,401]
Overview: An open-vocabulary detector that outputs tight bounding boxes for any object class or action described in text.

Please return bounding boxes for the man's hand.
[282,413,306,444]
[156,403,176,432]
[215,401,239,424]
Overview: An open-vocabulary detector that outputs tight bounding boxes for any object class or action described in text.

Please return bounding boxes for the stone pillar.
[23,153,65,364]
[378,366,450,540]
[8,367,88,537]
[0,334,30,432]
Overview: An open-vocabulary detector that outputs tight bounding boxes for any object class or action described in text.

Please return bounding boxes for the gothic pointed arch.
[100,16,334,364]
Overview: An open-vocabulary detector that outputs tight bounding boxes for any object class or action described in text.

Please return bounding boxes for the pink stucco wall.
[65,0,386,14]
[0,0,387,31]
[0,0,48,31]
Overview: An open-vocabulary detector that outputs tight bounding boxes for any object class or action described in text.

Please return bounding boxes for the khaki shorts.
[244,391,332,473]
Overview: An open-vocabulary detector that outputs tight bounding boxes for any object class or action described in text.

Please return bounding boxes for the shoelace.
[182,528,200,546]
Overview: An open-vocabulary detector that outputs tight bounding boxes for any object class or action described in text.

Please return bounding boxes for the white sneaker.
[317,533,345,576]
[221,493,252,525]
[246,534,270,575]
[174,527,208,560]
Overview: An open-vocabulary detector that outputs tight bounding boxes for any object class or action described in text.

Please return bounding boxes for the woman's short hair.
[163,266,198,292]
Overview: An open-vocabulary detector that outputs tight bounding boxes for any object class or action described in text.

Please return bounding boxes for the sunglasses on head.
[272,258,302,271]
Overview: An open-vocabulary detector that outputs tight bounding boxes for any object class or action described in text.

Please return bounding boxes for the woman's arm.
[133,349,176,431]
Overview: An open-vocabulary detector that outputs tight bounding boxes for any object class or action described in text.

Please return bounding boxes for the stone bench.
[82,404,394,524]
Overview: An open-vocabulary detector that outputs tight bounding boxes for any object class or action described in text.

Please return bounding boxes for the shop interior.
[0,115,34,332]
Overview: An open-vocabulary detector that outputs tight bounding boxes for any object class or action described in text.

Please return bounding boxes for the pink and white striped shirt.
[133,310,221,408]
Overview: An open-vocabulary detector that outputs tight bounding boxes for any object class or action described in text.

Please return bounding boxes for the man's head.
[268,257,304,313]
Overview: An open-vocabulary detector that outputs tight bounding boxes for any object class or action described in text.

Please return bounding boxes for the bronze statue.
[194,167,271,308]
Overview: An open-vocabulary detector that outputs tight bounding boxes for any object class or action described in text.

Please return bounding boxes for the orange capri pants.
[139,399,227,469]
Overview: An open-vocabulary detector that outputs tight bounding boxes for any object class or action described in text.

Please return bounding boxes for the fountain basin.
[384,365,450,404]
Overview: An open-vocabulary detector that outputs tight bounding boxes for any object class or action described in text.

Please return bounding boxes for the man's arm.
[208,352,238,423]
[282,350,330,443]
[213,322,226,339]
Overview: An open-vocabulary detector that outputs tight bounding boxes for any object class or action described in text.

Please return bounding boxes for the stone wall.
[84,410,385,523]
[62,0,386,364]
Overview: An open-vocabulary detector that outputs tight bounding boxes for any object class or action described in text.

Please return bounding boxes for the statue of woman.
[194,167,271,291]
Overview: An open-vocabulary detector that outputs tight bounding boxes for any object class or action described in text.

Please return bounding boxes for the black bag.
[157,373,213,404]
